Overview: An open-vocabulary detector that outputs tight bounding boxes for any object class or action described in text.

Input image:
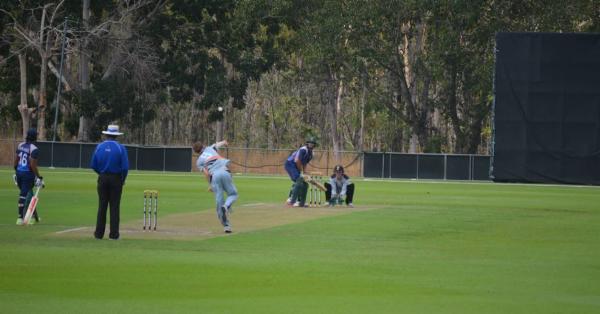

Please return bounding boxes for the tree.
[1,1,66,139]
[343,0,438,152]
[145,0,298,144]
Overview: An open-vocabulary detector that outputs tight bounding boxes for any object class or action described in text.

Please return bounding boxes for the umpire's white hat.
[102,124,123,136]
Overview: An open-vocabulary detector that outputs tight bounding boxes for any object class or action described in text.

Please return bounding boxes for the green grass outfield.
[1,167,599,313]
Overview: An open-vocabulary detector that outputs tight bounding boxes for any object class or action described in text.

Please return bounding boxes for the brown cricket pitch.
[52,203,374,240]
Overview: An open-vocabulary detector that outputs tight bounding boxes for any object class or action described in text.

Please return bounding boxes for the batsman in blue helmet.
[284,137,317,207]
[14,128,43,225]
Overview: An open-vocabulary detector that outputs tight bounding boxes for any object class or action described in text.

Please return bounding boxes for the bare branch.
[0,43,34,66]
[48,0,65,28]
[47,59,73,91]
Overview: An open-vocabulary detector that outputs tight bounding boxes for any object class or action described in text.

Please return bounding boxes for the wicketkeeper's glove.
[330,194,342,205]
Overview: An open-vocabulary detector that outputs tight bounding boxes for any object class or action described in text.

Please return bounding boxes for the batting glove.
[12,174,17,186]
[35,176,44,187]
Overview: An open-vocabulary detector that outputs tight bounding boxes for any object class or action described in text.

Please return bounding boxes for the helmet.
[306,136,318,146]
[333,164,344,173]
[26,128,37,141]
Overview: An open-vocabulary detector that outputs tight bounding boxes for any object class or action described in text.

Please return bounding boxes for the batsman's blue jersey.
[16,142,39,173]
[286,145,313,167]
[284,145,313,182]
[196,145,230,175]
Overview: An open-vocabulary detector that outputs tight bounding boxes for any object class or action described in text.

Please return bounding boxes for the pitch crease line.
[242,203,265,207]
[56,227,88,234]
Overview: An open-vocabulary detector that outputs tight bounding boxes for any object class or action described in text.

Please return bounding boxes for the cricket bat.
[310,180,327,192]
[302,174,327,192]
[23,185,41,225]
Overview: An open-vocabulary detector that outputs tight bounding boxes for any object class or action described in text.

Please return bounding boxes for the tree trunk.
[77,117,91,141]
[446,64,465,153]
[267,100,277,149]
[77,0,91,142]
[215,120,223,142]
[17,53,31,140]
[396,22,432,152]
[466,100,491,154]
[467,120,483,154]
[328,68,342,162]
[36,52,48,140]
[356,66,369,152]
[35,5,51,140]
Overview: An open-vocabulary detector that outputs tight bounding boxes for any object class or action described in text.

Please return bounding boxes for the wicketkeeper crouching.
[324,165,355,207]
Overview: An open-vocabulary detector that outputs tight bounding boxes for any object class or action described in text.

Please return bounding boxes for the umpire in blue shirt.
[91,124,129,240]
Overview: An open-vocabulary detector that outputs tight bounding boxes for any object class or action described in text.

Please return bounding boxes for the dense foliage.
[1,0,598,152]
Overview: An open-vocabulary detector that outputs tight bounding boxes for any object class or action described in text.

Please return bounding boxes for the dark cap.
[26,128,37,141]
[334,164,344,173]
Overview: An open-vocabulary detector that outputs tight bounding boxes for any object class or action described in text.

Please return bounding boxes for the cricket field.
[0,167,599,313]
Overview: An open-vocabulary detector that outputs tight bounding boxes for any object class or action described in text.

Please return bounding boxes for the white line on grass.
[55,227,88,234]
[242,203,265,207]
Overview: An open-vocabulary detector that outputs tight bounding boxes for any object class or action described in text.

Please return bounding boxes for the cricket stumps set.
[143,190,159,230]
[304,172,326,207]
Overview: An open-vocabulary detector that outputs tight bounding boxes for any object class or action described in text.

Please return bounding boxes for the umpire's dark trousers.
[95,173,123,239]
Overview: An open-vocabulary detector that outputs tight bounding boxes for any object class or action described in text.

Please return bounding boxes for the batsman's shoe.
[224,226,232,233]
[347,203,354,208]
[16,218,24,226]
[285,198,293,206]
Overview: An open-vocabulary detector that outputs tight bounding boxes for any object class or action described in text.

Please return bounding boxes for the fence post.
[50,142,54,168]
[360,151,364,178]
[444,154,447,180]
[163,147,166,172]
[469,154,473,180]
[326,149,330,174]
[243,147,248,175]
[381,153,385,178]
[416,154,420,180]
[388,153,392,178]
